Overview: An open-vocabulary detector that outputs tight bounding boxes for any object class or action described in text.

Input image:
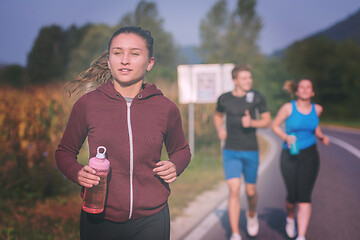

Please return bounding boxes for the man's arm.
[214,111,227,140]
[242,111,271,128]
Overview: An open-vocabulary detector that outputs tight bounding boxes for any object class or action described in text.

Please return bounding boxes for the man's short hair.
[231,64,252,79]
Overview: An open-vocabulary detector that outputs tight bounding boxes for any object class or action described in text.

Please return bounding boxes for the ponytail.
[65,51,111,97]
[283,80,297,98]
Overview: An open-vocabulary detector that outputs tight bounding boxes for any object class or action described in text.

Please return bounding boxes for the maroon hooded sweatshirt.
[55,81,191,222]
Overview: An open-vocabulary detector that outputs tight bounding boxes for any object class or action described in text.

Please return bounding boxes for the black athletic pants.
[80,204,170,240]
[280,144,320,203]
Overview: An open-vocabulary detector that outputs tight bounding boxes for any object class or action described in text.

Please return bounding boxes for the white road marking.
[330,136,360,159]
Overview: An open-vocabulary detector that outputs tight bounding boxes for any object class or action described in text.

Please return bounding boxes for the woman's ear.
[147,57,155,71]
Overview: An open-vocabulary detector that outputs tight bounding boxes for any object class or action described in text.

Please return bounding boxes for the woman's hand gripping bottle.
[82,146,110,213]
[289,133,299,155]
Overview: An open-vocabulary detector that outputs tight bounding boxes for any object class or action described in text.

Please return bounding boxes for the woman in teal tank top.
[272,79,329,240]
[283,100,319,150]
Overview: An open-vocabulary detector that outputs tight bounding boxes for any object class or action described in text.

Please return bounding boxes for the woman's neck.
[295,98,312,113]
[114,80,143,98]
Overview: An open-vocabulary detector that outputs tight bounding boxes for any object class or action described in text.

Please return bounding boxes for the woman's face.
[107,33,154,87]
[296,79,314,100]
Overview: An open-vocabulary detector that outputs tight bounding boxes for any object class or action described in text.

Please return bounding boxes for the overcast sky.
[1,0,359,66]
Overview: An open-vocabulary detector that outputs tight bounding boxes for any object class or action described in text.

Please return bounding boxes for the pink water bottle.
[82,146,110,214]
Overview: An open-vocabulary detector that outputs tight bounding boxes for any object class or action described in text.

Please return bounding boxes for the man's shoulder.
[219,91,232,98]
[251,89,263,96]
[218,91,233,101]
[251,89,266,100]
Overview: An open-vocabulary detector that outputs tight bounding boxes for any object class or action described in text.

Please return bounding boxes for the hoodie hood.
[96,81,163,100]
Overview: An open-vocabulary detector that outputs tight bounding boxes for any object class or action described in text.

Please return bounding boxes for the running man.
[214,64,271,240]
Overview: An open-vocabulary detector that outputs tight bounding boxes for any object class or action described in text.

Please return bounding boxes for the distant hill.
[271,8,360,57]
[0,62,7,70]
[313,8,360,44]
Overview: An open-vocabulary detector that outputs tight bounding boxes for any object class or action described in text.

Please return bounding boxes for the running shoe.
[295,236,306,240]
[286,216,296,238]
[230,233,242,240]
[246,212,259,237]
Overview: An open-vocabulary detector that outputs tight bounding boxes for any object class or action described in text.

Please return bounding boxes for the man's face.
[233,70,253,92]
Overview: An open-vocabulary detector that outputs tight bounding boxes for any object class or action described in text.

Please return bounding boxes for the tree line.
[0,0,359,120]
[0,1,178,87]
[198,0,360,120]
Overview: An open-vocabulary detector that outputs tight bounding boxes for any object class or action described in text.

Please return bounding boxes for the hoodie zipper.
[126,101,134,219]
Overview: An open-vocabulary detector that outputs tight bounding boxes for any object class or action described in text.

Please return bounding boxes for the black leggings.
[280,144,320,203]
[80,204,170,240]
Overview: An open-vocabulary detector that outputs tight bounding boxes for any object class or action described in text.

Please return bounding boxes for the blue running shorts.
[222,149,259,183]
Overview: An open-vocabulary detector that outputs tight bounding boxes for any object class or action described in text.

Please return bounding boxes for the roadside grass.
[168,145,223,220]
[0,195,82,240]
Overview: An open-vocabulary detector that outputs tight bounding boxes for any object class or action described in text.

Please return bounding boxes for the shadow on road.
[216,208,289,239]
[259,207,287,237]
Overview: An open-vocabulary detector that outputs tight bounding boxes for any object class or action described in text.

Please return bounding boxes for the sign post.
[177,63,235,155]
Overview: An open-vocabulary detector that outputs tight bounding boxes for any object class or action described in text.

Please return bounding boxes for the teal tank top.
[283,100,319,150]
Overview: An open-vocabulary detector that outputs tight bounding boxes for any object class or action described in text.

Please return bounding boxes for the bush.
[0,64,29,88]
[0,84,79,201]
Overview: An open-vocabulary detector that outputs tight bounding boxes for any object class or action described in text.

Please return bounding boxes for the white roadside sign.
[177,63,235,104]
[177,63,235,155]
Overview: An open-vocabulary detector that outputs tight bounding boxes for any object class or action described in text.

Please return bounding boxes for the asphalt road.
[186,127,360,240]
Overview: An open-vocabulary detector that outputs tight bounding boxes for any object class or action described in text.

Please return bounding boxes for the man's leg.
[242,151,259,237]
[245,183,259,236]
[227,178,241,235]
[286,201,296,218]
[242,150,259,217]
[245,183,257,217]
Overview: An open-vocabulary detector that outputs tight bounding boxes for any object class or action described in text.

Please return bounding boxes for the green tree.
[199,0,229,63]
[27,25,68,83]
[283,37,360,119]
[199,0,263,65]
[117,1,178,82]
[26,24,92,83]
[118,1,177,68]
[252,58,292,114]
[0,64,29,87]
[227,0,263,64]
[66,24,113,79]
[63,24,93,70]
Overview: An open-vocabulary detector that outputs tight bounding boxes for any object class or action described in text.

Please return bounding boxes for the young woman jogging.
[55,26,191,240]
[272,79,329,240]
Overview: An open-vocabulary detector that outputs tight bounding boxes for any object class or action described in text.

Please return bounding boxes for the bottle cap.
[89,146,110,170]
[96,146,106,159]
